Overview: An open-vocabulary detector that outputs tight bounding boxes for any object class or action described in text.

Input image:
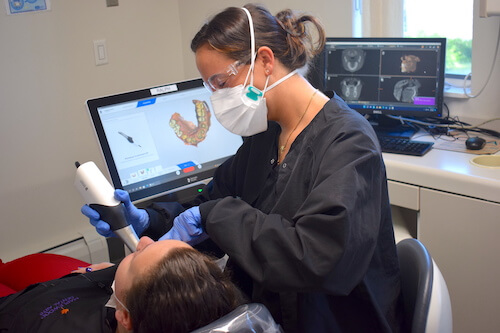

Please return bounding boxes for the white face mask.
[210,7,297,137]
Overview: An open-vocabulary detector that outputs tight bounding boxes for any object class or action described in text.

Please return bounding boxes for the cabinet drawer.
[387,180,419,210]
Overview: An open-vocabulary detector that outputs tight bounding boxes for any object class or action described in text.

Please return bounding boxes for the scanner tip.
[75,161,81,168]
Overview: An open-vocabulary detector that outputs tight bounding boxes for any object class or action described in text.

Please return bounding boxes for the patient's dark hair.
[126,247,244,333]
[191,3,325,72]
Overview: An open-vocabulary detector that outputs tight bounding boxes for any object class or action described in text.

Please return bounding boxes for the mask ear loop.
[113,293,130,313]
[240,7,294,98]
[266,69,298,92]
[241,7,256,88]
[242,54,257,90]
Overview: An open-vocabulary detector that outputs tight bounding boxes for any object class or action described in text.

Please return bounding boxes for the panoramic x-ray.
[342,48,366,72]
[340,77,363,100]
[393,78,421,103]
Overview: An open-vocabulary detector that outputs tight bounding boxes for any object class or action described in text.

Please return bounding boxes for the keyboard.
[377,136,434,156]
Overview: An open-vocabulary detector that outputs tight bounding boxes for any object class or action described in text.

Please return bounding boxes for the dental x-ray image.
[323,38,445,119]
[340,77,363,100]
[341,48,366,72]
[393,78,421,103]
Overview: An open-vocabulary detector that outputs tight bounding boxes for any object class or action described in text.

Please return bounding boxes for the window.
[403,0,473,77]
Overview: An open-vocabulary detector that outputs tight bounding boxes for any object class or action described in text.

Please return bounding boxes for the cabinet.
[419,188,500,333]
[384,146,500,333]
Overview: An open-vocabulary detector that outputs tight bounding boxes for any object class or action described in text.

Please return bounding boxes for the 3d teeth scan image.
[400,54,421,73]
[169,99,212,147]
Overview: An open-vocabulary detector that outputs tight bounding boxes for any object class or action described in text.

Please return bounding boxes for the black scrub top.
[146,94,404,333]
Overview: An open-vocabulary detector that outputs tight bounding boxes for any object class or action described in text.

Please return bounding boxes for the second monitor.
[318,37,446,137]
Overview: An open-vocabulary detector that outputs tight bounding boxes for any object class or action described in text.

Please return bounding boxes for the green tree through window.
[403,0,473,76]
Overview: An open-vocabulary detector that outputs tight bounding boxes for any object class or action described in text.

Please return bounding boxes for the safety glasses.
[204,60,243,92]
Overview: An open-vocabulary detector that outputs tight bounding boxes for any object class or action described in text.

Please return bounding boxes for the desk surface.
[383,135,500,203]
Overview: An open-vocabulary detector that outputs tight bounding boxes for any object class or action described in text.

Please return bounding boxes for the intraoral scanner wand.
[74,161,139,252]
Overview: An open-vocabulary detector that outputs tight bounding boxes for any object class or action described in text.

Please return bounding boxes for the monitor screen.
[321,37,446,119]
[86,78,243,204]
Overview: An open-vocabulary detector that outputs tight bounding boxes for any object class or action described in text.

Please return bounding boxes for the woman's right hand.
[81,189,150,237]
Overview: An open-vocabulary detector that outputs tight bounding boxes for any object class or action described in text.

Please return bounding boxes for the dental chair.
[0,253,89,297]
[192,303,283,333]
[195,238,453,333]
[397,238,453,333]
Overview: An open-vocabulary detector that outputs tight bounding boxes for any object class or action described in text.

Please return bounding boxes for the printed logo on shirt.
[39,296,79,319]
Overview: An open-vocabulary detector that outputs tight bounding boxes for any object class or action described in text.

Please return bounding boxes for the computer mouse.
[465,136,486,150]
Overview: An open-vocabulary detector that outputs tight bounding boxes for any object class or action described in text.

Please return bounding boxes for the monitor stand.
[368,115,417,139]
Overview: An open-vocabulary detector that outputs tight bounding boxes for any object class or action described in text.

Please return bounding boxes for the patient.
[0,237,245,333]
[114,237,244,332]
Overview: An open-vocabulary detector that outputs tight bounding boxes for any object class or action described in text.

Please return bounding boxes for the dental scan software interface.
[86,79,243,203]
[323,38,446,119]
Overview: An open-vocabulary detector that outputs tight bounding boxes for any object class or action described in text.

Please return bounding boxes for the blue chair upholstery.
[397,238,452,333]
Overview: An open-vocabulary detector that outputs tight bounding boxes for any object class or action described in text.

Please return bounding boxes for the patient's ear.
[115,309,133,331]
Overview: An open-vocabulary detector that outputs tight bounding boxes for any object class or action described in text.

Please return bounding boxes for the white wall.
[446,1,500,122]
[0,0,183,261]
[0,0,352,262]
[178,0,353,79]
[0,0,498,261]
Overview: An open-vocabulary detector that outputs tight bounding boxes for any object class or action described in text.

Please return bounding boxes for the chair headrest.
[191,303,283,333]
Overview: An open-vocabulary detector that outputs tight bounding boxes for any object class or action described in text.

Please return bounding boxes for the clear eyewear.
[204,60,243,92]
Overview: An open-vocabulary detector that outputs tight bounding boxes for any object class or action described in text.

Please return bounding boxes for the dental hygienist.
[83,4,404,332]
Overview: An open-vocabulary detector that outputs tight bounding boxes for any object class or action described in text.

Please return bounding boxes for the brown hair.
[126,248,244,333]
[191,3,326,72]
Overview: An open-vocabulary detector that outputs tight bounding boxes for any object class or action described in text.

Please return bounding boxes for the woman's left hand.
[71,262,115,274]
[159,206,209,246]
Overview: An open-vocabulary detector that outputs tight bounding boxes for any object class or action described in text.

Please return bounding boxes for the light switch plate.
[93,39,108,66]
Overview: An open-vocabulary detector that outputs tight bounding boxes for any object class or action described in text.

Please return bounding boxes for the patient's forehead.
[115,238,191,297]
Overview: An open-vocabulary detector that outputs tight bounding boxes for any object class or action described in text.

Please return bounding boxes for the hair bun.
[275,9,306,37]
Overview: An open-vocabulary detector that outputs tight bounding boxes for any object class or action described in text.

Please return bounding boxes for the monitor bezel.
[321,37,447,118]
[86,78,240,203]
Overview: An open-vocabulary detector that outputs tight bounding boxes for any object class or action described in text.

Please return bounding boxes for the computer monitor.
[318,37,446,137]
[86,78,243,205]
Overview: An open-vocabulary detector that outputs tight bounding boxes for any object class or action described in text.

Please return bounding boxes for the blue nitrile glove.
[81,189,149,238]
[159,206,209,246]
